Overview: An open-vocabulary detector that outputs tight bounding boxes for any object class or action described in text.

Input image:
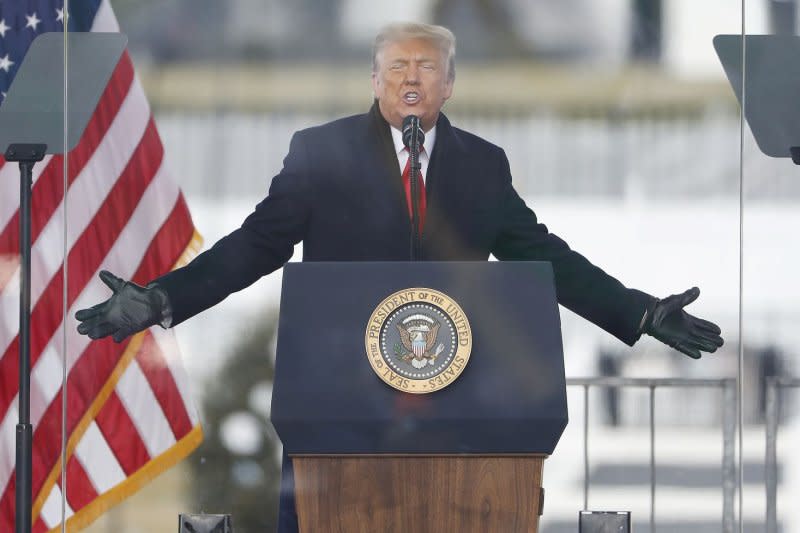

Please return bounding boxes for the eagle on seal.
[397,314,444,369]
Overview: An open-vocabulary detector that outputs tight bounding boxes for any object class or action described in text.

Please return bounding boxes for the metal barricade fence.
[765,377,800,533]
[566,377,737,533]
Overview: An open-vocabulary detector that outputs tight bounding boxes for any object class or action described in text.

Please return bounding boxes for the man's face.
[372,38,454,132]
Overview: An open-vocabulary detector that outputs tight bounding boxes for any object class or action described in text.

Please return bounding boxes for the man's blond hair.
[372,22,456,82]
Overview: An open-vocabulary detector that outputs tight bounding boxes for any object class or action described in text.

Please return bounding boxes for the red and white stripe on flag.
[0,2,203,531]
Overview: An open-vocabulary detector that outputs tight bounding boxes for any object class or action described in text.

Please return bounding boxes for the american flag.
[0,1,203,531]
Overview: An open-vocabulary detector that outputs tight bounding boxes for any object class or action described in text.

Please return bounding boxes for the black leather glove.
[75,270,171,343]
[644,287,723,359]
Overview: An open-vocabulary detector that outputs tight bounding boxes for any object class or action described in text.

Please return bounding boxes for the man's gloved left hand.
[644,287,724,359]
[75,270,170,343]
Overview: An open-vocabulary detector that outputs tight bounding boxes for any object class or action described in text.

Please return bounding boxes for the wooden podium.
[293,455,545,532]
[271,262,567,533]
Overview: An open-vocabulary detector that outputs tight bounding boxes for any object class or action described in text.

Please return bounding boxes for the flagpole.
[6,143,46,533]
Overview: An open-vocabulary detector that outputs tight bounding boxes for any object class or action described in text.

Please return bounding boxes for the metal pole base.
[15,424,32,533]
[179,514,232,532]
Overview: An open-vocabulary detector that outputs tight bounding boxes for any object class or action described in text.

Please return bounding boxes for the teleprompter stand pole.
[6,143,46,533]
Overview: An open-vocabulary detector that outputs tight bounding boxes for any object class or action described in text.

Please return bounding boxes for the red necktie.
[402,149,426,233]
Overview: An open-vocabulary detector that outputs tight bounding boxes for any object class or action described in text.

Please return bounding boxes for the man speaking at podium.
[75,22,723,531]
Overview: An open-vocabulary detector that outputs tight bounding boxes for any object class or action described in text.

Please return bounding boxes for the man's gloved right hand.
[75,270,170,343]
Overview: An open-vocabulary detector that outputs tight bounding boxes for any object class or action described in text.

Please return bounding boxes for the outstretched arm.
[75,131,313,342]
[490,149,723,357]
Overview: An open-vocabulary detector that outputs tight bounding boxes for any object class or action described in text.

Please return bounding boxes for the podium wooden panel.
[293,455,545,533]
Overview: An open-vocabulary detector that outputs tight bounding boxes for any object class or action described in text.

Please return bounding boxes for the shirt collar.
[390,123,437,156]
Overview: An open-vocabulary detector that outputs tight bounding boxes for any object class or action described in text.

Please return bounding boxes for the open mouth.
[403,91,420,104]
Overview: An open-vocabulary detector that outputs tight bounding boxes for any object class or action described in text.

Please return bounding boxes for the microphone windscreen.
[402,115,424,149]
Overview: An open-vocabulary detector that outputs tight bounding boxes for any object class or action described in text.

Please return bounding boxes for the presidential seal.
[365,288,472,393]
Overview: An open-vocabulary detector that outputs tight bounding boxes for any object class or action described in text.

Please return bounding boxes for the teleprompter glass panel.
[741,3,800,532]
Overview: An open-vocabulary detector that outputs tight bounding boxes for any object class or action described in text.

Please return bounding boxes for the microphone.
[402,115,425,151]
[401,115,424,260]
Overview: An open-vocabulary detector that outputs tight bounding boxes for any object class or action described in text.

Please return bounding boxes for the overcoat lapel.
[360,103,412,238]
[423,113,470,258]
[425,112,466,201]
